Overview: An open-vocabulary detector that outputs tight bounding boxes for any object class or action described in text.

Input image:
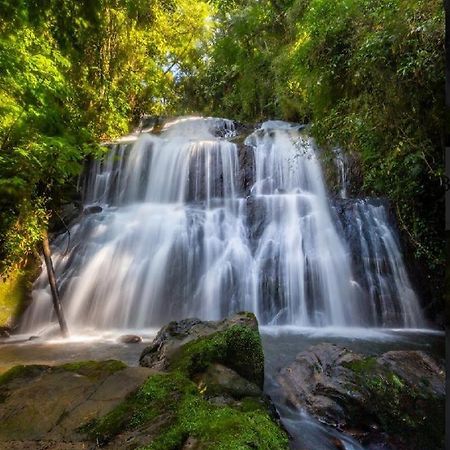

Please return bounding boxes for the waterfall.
[21,117,424,333]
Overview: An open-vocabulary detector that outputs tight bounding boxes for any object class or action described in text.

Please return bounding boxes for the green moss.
[58,360,126,380]
[346,356,444,449]
[83,372,190,444]
[85,369,287,449]
[170,325,264,388]
[343,356,376,374]
[146,395,288,450]
[0,260,39,326]
[0,364,48,387]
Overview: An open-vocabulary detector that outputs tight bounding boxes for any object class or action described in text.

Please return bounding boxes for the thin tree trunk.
[42,231,69,337]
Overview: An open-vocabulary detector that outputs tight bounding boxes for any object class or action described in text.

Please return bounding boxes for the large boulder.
[139,311,264,388]
[93,312,286,449]
[277,343,445,449]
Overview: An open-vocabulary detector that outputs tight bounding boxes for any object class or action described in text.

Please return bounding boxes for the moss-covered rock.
[344,351,445,449]
[0,257,41,328]
[0,359,151,445]
[139,312,264,387]
[86,370,288,450]
[277,343,444,450]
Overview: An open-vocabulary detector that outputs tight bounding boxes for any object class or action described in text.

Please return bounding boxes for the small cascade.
[245,123,361,325]
[333,199,423,327]
[332,147,348,199]
[21,117,424,334]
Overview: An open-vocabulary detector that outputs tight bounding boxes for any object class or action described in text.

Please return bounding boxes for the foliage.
[185,0,287,120]
[282,0,445,300]
[0,0,213,276]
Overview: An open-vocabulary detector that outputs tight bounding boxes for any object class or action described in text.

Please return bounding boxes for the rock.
[48,203,82,233]
[0,314,288,450]
[117,334,142,344]
[139,311,264,388]
[195,363,262,399]
[28,336,39,341]
[83,205,103,215]
[59,202,82,225]
[277,343,445,450]
[237,143,255,195]
[0,327,10,338]
[182,436,200,449]
[0,361,153,445]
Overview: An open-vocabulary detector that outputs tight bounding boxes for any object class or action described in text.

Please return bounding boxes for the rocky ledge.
[0,312,288,449]
[277,343,445,449]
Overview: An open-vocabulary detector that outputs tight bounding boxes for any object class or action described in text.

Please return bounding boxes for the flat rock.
[0,361,154,444]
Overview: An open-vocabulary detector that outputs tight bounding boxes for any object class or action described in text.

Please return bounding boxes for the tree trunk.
[42,231,69,337]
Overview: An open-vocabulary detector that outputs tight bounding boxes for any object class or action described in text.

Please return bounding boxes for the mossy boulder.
[277,343,444,449]
[139,312,264,388]
[85,370,287,450]
[85,312,287,449]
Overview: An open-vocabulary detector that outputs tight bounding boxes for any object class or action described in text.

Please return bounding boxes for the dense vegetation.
[0,0,445,316]
[0,0,212,275]
[192,0,445,309]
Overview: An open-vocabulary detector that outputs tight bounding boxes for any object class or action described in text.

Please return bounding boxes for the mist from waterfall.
[21,117,424,334]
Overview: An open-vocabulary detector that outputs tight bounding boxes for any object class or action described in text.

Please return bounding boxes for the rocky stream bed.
[0,314,445,450]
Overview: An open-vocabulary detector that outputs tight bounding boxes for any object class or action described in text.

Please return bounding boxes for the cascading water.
[21,117,424,333]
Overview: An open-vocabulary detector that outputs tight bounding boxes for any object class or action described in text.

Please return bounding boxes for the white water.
[21,117,424,334]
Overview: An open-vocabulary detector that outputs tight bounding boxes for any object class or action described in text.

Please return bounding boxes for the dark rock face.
[0,327,10,338]
[49,203,82,233]
[277,343,445,449]
[237,143,255,196]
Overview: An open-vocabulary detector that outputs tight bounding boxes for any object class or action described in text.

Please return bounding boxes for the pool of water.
[0,326,444,449]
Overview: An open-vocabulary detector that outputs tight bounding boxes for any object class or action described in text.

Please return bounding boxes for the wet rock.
[237,143,255,195]
[277,343,445,450]
[28,336,39,341]
[0,315,288,450]
[83,205,103,215]
[117,334,142,344]
[196,363,262,399]
[48,203,82,233]
[139,311,263,387]
[0,327,10,338]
